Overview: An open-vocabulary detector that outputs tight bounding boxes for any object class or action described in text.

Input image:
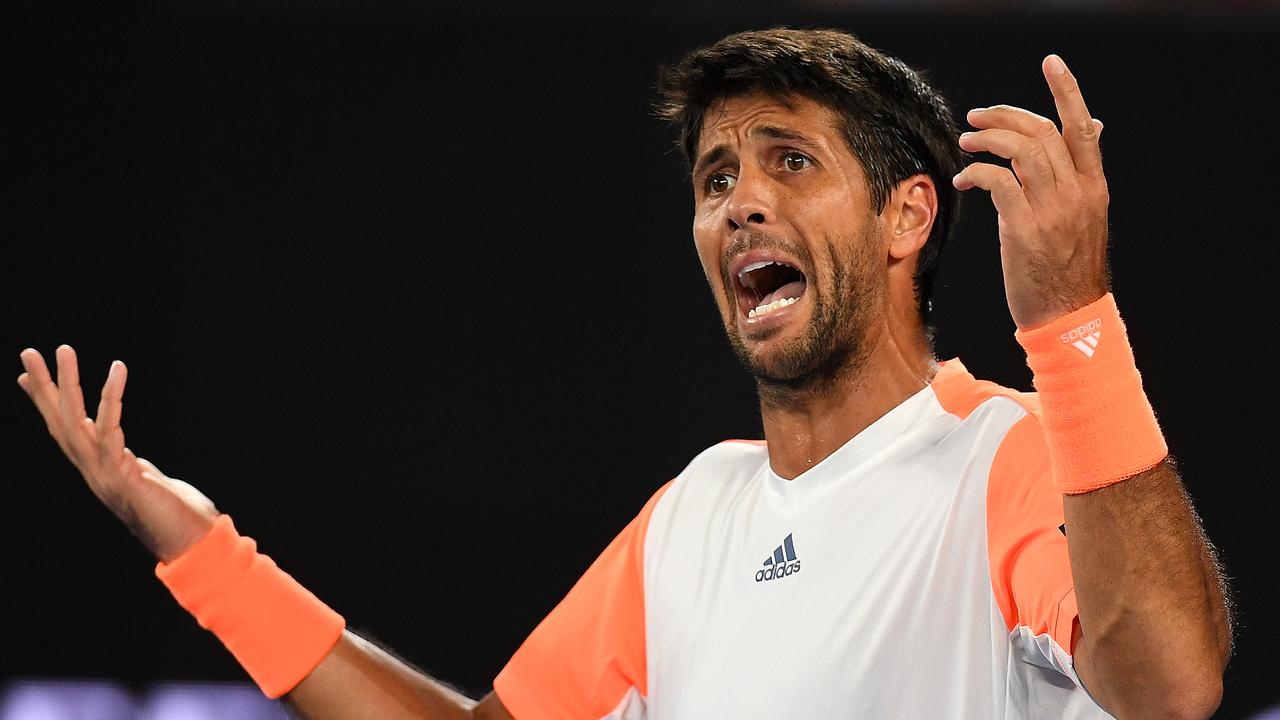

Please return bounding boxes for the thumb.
[135,456,165,477]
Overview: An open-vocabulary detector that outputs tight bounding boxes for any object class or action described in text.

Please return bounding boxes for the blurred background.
[4,0,1278,717]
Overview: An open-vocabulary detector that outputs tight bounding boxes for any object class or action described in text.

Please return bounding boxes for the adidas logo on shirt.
[754,533,801,583]
[1059,318,1102,358]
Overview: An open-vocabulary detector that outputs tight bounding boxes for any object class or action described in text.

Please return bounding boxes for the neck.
[758,317,936,480]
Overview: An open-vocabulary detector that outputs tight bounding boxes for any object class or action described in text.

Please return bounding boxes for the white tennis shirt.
[493,359,1113,719]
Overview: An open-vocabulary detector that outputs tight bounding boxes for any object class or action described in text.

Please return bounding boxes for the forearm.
[1064,459,1231,719]
[956,54,1231,719]
[12,348,512,719]
[1007,292,1229,716]
[155,517,513,720]
[285,631,479,720]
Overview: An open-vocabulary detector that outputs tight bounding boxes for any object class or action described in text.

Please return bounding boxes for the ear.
[886,175,938,261]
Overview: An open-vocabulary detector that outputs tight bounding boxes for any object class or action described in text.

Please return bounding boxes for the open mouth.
[735,259,808,320]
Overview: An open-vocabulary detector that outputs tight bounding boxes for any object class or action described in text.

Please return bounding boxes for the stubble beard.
[722,227,879,407]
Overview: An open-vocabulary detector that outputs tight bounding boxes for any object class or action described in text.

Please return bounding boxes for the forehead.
[696,92,844,154]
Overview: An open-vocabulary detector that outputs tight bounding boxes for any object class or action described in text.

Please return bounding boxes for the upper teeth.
[738,260,780,278]
[748,296,799,318]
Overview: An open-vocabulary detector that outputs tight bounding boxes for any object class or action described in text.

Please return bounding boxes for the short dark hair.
[655,28,964,325]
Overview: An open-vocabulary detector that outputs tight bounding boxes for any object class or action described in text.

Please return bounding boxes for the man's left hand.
[953,54,1110,330]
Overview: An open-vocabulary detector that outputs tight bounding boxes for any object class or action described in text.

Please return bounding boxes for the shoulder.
[931,359,1052,480]
[931,358,1042,422]
[694,437,768,463]
[933,360,1057,513]
[672,438,769,484]
[645,438,768,519]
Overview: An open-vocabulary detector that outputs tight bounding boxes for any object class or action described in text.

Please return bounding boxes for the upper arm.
[473,692,515,720]
[987,415,1080,666]
[491,481,671,720]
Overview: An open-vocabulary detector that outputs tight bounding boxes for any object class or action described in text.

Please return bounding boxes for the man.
[17,28,1231,719]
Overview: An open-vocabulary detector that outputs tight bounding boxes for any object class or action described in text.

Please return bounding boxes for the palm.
[18,345,217,561]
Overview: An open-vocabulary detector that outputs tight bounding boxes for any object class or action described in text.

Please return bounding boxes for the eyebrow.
[754,125,812,143]
[691,125,819,180]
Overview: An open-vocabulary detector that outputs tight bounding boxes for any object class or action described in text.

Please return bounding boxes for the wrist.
[156,514,346,698]
[1012,285,1109,332]
[1015,292,1167,493]
[149,514,217,564]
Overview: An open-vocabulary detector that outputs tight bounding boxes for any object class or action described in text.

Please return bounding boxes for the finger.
[96,361,128,468]
[966,106,1075,183]
[54,345,97,459]
[19,349,60,412]
[952,162,1035,225]
[1043,54,1104,179]
[19,349,75,453]
[95,360,127,429]
[958,128,1061,203]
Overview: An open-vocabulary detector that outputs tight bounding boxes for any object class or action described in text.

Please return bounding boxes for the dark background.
[4,1,1278,717]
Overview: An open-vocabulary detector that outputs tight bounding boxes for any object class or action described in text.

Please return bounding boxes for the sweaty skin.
[17,54,1227,720]
[952,56,1229,719]
[691,93,940,479]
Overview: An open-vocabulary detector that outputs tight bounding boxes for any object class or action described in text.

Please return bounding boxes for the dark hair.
[655,28,964,325]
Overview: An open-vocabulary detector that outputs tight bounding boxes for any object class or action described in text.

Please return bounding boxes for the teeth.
[747,296,799,318]
[738,260,778,279]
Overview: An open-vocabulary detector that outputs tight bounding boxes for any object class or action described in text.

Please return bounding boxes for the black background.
[5,2,1279,717]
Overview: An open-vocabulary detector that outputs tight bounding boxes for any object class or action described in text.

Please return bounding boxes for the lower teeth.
[748,296,798,318]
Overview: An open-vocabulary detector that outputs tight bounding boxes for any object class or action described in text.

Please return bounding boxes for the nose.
[726,165,774,233]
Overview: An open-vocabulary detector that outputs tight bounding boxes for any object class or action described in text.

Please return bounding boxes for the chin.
[733,327,827,384]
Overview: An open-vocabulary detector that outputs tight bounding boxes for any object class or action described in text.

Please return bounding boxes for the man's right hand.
[18,345,219,562]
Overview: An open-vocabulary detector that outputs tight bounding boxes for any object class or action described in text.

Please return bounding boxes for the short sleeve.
[986,414,1081,678]
[493,481,672,720]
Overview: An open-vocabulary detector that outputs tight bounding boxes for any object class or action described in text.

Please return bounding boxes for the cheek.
[692,214,723,285]
[808,195,880,280]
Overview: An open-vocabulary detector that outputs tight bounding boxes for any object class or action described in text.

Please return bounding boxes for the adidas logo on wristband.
[1059,318,1102,357]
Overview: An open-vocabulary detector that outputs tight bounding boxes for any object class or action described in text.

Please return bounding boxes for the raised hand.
[17,345,218,561]
[952,54,1111,330]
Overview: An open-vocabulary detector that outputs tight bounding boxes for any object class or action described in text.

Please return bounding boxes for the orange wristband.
[1014,293,1168,494]
[155,514,345,698]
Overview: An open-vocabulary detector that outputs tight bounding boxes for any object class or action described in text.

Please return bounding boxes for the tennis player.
[17,28,1231,720]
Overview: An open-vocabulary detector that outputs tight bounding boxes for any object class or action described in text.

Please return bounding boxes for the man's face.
[691,92,884,385]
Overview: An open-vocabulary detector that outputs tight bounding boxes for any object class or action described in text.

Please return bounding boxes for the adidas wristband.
[156,514,346,698]
[1014,292,1168,494]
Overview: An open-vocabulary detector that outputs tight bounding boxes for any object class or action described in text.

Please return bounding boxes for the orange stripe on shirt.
[985,415,1077,653]
[494,480,673,720]
[931,359,1041,422]
[933,360,1077,654]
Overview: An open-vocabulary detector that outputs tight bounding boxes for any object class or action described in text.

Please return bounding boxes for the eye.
[783,151,812,172]
[707,172,736,195]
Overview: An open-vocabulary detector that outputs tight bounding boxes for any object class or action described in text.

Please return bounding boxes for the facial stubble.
[721,225,880,404]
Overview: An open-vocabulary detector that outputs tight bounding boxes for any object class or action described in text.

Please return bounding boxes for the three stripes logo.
[754,533,801,583]
[1059,318,1102,358]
